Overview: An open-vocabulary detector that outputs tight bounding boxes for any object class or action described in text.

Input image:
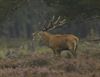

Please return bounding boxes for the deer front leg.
[56,50,61,57]
[53,50,56,55]
[52,49,57,56]
[52,49,61,57]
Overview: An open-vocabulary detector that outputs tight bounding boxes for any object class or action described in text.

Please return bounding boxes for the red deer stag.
[33,16,79,57]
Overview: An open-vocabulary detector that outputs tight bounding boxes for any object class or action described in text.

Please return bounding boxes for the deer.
[33,16,79,57]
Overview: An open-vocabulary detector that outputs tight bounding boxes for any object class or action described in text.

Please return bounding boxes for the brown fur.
[37,31,79,57]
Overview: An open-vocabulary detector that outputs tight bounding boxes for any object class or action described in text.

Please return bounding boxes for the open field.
[0,39,100,77]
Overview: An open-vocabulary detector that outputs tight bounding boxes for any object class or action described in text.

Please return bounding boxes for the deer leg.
[74,44,78,57]
[72,42,78,58]
[70,48,77,58]
[69,42,77,58]
[54,49,61,57]
[69,50,74,58]
[53,49,61,57]
[52,49,57,56]
[68,48,76,58]
[67,43,75,58]
[57,51,61,57]
[53,50,56,55]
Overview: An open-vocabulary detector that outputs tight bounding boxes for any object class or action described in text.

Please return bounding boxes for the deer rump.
[39,32,79,57]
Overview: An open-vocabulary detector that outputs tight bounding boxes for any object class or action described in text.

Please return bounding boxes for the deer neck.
[43,32,51,39]
[42,32,51,44]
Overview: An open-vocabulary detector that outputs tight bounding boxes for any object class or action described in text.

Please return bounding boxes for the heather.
[0,40,99,77]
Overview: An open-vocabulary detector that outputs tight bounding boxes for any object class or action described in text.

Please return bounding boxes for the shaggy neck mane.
[42,32,52,45]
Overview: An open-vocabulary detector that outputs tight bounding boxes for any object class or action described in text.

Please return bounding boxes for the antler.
[42,16,66,31]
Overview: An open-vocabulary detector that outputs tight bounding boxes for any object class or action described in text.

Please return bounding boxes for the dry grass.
[0,40,100,77]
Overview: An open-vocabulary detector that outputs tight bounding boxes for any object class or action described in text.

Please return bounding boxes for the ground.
[0,39,100,77]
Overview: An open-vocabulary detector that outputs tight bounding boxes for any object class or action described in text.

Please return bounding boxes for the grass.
[0,39,99,77]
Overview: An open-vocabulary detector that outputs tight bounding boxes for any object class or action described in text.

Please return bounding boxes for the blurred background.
[0,0,100,39]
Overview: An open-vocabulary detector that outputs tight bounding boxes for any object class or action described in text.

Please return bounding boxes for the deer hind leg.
[73,40,78,58]
[71,42,77,58]
[68,43,77,58]
[74,44,78,57]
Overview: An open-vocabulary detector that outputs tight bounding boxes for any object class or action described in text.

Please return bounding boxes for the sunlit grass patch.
[35,46,52,54]
[0,38,34,59]
[0,50,7,59]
